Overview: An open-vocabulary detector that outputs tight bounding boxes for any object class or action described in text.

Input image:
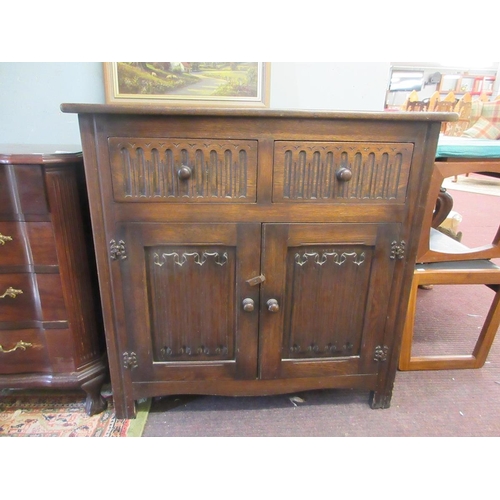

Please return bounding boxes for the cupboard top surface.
[60,103,457,123]
[0,145,82,164]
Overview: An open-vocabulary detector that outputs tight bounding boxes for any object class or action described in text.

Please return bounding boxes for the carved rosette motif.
[374,345,389,362]
[123,351,138,370]
[390,241,406,260]
[110,239,127,260]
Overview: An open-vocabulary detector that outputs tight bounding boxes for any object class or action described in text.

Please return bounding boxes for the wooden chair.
[399,159,500,370]
[427,91,440,112]
[434,92,457,133]
[402,90,429,111]
[446,92,472,137]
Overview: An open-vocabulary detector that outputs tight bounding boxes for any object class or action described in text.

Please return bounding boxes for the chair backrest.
[445,93,472,136]
[433,92,458,134]
[416,160,500,263]
[433,91,457,112]
[427,91,440,112]
[406,100,429,112]
[402,90,429,111]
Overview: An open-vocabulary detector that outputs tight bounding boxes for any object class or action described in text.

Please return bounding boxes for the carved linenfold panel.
[283,244,374,359]
[108,138,257,202]
[146,245,236,362]
[273,141,413,202]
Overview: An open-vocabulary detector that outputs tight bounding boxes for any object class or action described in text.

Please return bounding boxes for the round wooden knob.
[336,167,352,182]
[177,165,192,180]
[242,298,254,312]
[267,299,279,312]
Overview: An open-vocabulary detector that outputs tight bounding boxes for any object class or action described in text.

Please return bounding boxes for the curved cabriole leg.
[82,373,107,416]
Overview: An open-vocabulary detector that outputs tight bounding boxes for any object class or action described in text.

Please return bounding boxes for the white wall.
[0,62,105,146]
[0,62,391,146]
[270,62,390,111]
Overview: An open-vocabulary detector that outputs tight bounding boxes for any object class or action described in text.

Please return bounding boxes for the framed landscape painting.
[103,62,270,107]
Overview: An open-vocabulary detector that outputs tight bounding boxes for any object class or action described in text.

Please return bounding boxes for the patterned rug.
[0,387,150,437]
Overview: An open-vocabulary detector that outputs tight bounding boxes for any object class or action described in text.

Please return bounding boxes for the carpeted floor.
[142,175,500,437]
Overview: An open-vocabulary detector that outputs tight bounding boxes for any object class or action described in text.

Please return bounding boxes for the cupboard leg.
[369,389,393,409]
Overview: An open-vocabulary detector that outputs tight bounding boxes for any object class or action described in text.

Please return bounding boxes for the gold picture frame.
[103,62,270,107]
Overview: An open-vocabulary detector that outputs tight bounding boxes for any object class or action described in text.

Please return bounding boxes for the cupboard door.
[259,223,400,379]
[121,223,261,382]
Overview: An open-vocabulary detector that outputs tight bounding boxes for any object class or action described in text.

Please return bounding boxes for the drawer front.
[0,164,49,217]
[0,329,52,374]
[0,222,29,267]
[273,141,414,203]
[108,137,258,203]
[0,274,67,323]
[0,274,37,321]
[0,221,58,270]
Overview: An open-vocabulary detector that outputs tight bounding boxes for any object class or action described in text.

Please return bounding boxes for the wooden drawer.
[0,221,58,270]
[0,221,27,267]
[0,328,76,374]
[0,274,67,323]
[0,329,52,374]
[272,141,414,203]
[0,164,49,217]
[108,137,258,203]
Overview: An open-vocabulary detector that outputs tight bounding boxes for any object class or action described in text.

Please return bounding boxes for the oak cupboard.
[0,145,107,415]
[61,105,454,419]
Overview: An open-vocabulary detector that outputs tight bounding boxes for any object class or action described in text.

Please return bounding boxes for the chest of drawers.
[0,146,107,415]
[62,105,453,419]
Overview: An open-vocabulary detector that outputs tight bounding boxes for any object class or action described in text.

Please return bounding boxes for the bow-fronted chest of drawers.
[0,145,107,415]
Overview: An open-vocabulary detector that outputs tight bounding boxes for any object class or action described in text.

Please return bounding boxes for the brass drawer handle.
[0,233,13,245]
[0,287,23,299]
[177,165,192,180]
[0,340,33,353]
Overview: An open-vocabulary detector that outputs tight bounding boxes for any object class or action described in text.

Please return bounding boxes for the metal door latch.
[246,274,266,286]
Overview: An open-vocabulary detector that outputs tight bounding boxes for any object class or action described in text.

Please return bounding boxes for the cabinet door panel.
[122,223,261,382]
[259,223,399,379]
